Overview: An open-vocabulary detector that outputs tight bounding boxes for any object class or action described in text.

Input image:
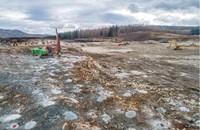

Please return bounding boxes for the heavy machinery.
[12,40,19,47]
[32,28,61,57]
[167,41,181,50]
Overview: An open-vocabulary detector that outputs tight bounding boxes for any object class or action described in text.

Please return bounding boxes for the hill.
[0,29,44,38]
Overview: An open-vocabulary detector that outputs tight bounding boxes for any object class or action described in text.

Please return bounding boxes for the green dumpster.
[31,48,47,56]
[159,39,168,43]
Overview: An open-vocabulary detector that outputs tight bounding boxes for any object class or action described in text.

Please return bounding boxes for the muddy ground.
[0,40,199,130]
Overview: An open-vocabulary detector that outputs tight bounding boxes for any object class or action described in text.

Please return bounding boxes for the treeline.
[58,25,120,39]
[190,27,199,35]
[47,25,199,39]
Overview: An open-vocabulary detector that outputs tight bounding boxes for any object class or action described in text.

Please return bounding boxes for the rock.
[125,111,137,118]
[97,95,107,102]
[156,107,167,113]
[24,121,37,129]
[63,111,78,121]
[179,107,190,112]
[101,114,111,124]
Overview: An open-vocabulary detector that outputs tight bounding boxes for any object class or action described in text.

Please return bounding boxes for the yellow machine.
[12,40,18,47]
[167,41,181,50]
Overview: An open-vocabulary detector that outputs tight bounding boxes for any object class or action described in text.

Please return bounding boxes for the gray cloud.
[153,0,199,11]
[101,13,136,25]
[0,0,198,34]
[26,7,52,21]
[128,3,140,13]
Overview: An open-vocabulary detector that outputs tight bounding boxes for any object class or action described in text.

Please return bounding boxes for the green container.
[32,48,47,56]
[159,39,168,43]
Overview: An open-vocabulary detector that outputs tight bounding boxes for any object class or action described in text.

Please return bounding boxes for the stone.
[125,111,137,118]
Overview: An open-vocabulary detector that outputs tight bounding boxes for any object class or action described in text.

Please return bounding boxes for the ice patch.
[180,72,188,76]
[156,107,167,113]
[131,70,146,75]
[87,111,98,119]
[150,119,171,130]
[125,111,137,118]
[49,72,56,77]
[123,90,132,97]
[46,77,57,83]
[24,121,37,129]
[179,107,190,112]
[195,120,200,127]
[0,114,22,123]
[32,89,41,94]
[101,114,111,124]
[68,98,79,103]
[65,79,73,83]
[64,74,70,76]
[11,123,19,129]
[97,95,107,102]
[43,100,55,107]
[115,72,131,78]
[126,128,136,130]
[40,97,55,107]
[63,111,78,121]
[72,88,82,93]
[0,95,4,100]
[136,89,147,94]
[51,89,62,94]
[98,89,113,97]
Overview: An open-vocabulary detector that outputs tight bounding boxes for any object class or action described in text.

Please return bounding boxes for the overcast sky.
[0,0,199,34]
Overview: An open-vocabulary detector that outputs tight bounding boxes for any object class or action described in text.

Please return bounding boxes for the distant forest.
[48,25,199,39]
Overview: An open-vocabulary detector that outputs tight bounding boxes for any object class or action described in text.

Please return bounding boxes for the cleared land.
[0,39,199,130]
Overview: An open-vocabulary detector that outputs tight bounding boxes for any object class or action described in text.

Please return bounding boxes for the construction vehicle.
[167,41,181,50]
[12,40,18,47]
[32,28,61,57]
[159,39,168,43]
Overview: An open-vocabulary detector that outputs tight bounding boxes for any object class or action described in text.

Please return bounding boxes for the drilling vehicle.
[31,28,61,57]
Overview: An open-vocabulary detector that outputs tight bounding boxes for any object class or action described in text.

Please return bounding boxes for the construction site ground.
[0,40,199,130]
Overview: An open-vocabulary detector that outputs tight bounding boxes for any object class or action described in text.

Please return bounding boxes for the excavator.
[32,28,61,57]
[167,41,181,50]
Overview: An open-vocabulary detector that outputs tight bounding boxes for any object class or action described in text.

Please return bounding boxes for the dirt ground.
[0,40,199,130]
